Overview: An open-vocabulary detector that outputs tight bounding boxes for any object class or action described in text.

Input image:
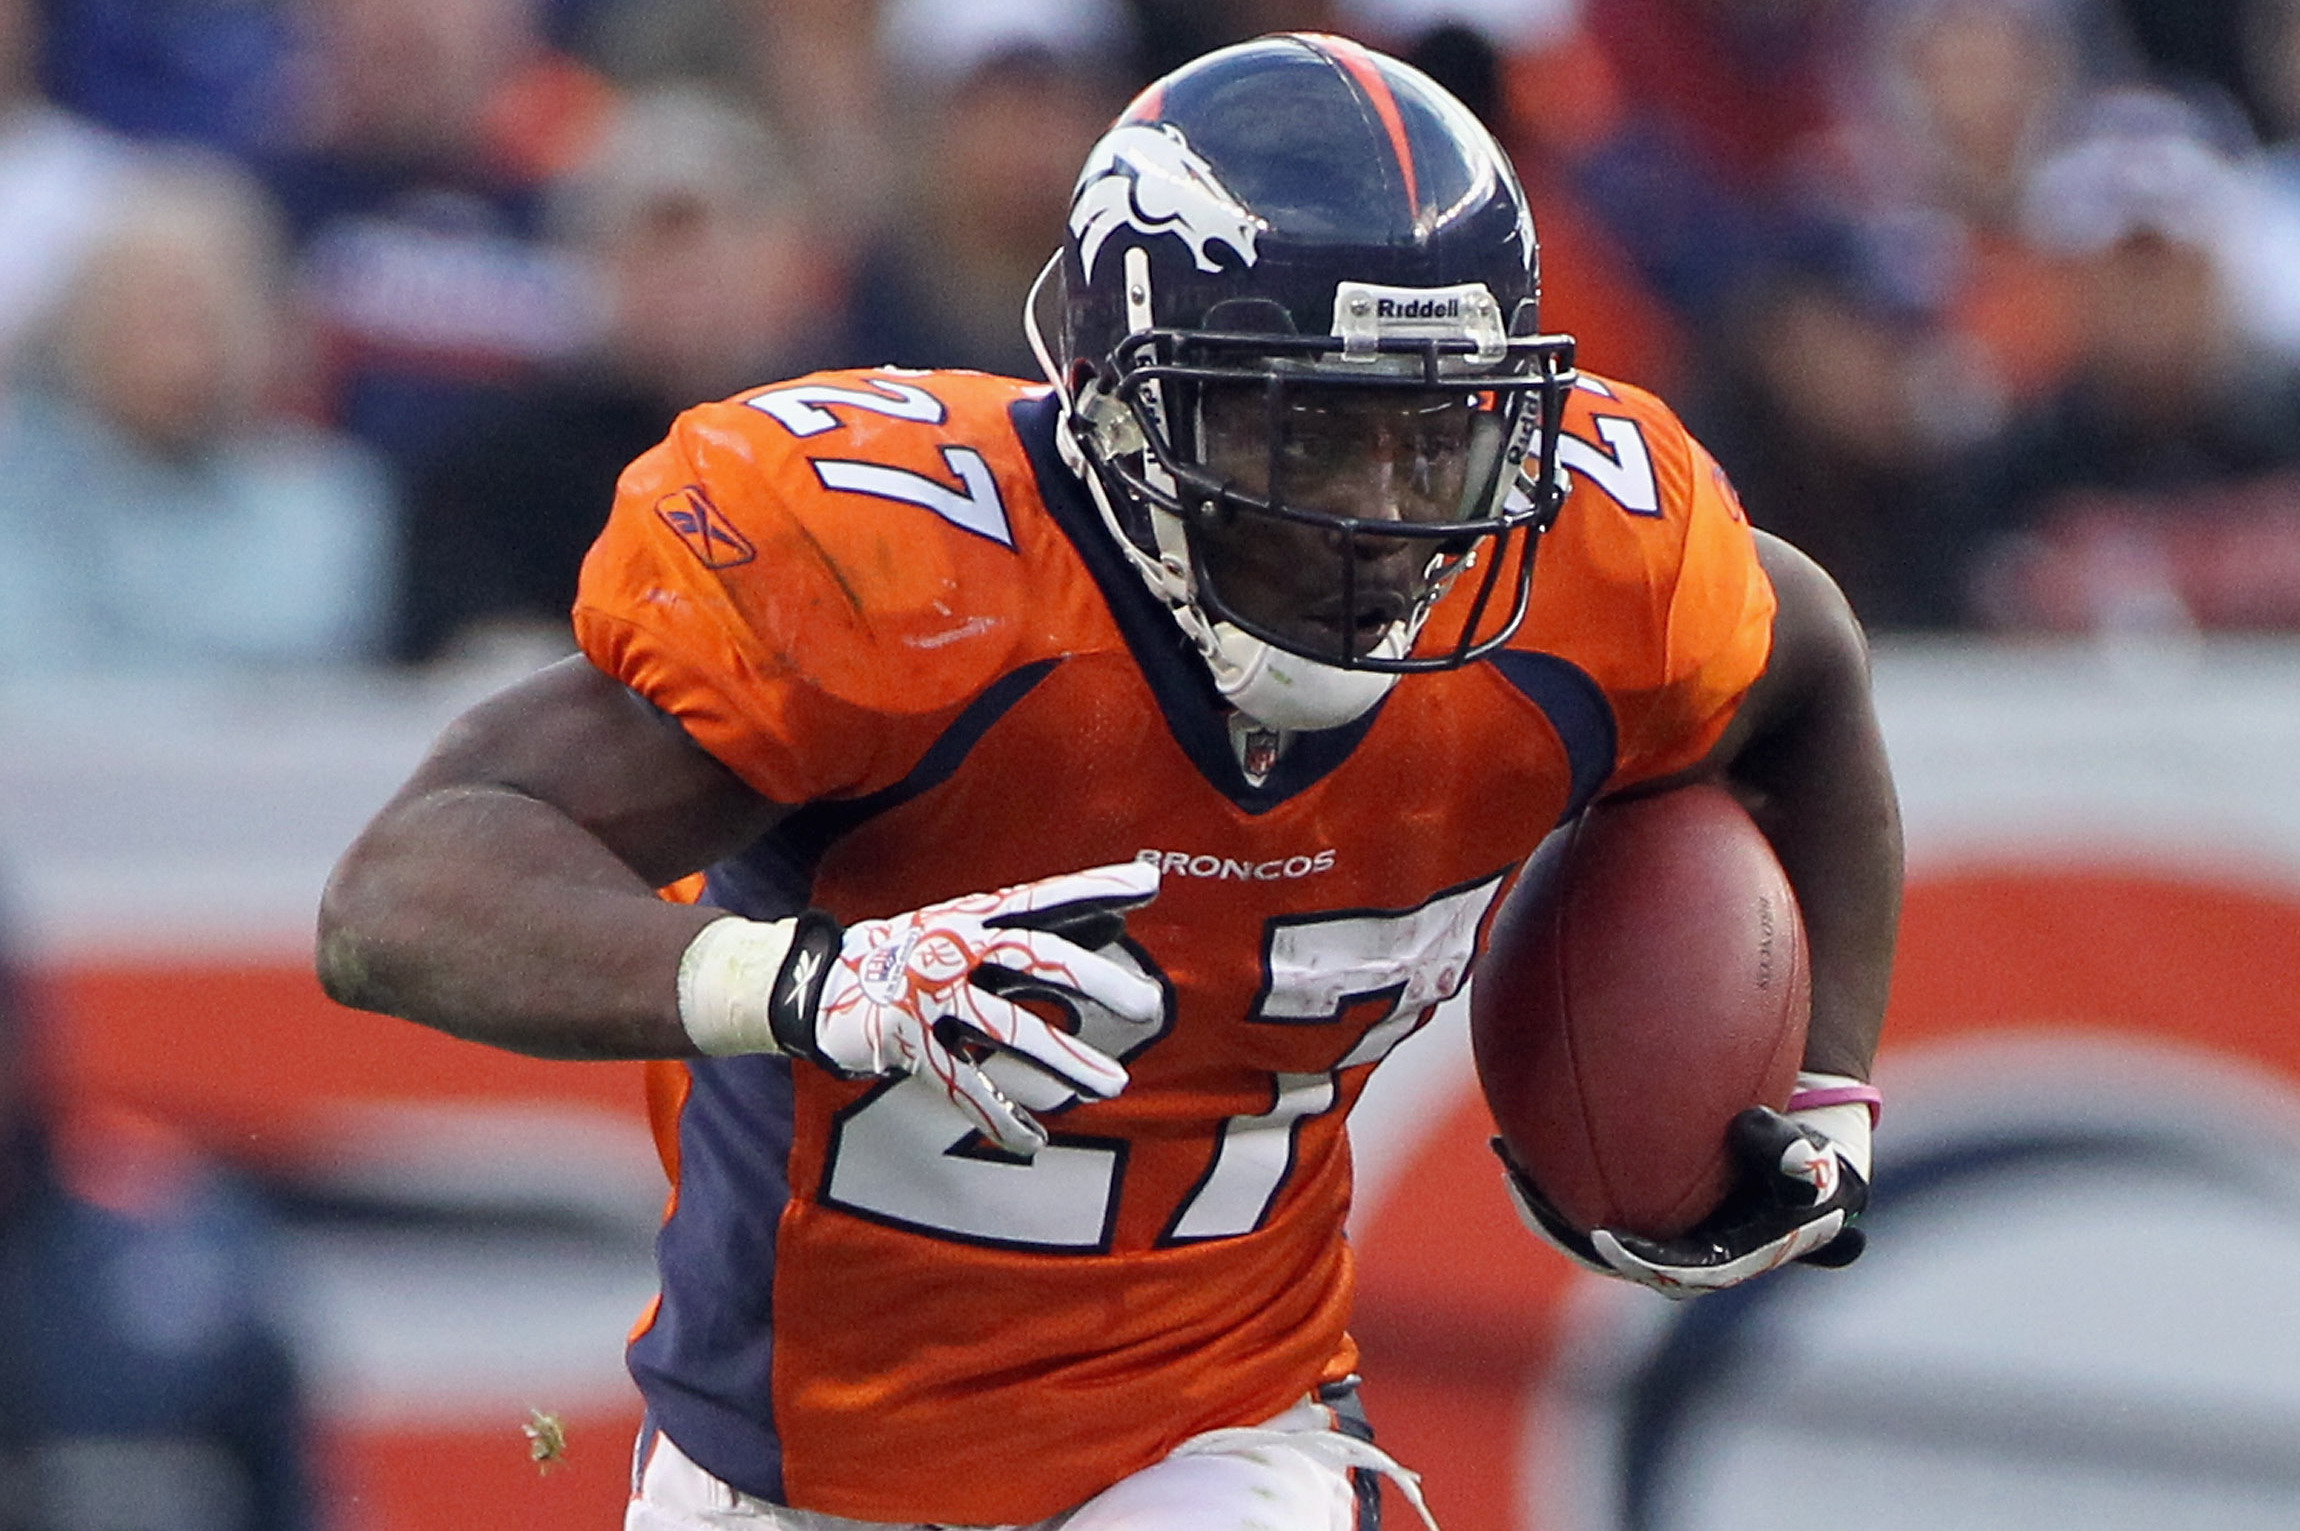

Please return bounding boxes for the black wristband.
[765,910,843,1063]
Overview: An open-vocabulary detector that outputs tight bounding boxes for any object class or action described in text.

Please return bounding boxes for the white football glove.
[1497,1071,1878,1299]
[678,862,1164,1156]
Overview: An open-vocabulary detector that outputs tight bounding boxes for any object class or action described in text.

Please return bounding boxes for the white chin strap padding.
[1211,623,1401,733]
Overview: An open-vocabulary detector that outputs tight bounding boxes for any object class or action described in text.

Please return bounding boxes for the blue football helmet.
[1028,32,1576,730]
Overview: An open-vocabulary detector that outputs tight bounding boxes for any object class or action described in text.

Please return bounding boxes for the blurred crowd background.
[1,0,2297,674]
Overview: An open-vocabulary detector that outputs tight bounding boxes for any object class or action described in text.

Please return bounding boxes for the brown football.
[1471,782,1809,1239]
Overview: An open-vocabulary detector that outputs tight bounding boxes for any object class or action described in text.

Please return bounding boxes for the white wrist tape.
[676,915,800,1056]
[1788,1070,1876,1180]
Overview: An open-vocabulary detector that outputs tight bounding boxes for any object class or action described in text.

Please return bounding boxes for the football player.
[317,33,1900,1531]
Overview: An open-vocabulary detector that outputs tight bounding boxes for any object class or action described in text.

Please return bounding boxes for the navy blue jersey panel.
[1485,649,1616,825]
[627,1053,798,1503]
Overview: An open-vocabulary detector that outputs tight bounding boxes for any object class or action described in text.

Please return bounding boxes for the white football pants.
[624,1394,1437,1531]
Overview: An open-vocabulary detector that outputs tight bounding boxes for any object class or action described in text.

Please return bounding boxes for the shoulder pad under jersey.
[1521,370,1776,786]
[579,368,1065,721]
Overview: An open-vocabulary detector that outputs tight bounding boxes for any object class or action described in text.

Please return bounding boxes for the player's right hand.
[1588,1093,1871,1297]
[781,862,1164,1156]
[1493,1071,1877,1297]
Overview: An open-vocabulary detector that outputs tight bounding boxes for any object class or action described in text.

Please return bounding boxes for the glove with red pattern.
[774,862,1165,1155]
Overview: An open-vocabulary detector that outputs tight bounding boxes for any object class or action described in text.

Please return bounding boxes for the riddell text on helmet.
[1135,848,1339,881]
[1375,296,1461,319]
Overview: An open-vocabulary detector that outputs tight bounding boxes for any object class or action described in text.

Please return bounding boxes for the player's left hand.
[805,862,1165,1156]
[1587,1075,1874,1298]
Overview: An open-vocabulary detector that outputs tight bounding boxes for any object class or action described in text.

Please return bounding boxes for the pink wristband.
[1787,1081,1883,1126]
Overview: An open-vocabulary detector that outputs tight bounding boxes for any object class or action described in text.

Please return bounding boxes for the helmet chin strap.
[1207,623,1400,733]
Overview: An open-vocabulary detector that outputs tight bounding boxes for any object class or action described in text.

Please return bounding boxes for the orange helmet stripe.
[1303,33,1421,213]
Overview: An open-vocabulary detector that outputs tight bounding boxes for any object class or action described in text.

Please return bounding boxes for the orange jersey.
[572,367,1773,1524]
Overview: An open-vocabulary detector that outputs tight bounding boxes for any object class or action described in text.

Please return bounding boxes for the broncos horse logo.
[1070,122,1265,282]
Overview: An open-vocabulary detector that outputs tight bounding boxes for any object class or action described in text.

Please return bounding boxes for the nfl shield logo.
[1241,727,1280,786]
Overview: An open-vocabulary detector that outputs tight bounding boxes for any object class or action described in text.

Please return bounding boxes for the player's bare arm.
[317,655,1164,1148]
[1705,530,1903,1084]
[316,654,785,1060]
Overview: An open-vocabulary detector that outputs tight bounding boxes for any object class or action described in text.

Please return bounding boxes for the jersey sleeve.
[572,383,1029,805]
[1612,429,1775,786]
[1526,378,1776,792]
